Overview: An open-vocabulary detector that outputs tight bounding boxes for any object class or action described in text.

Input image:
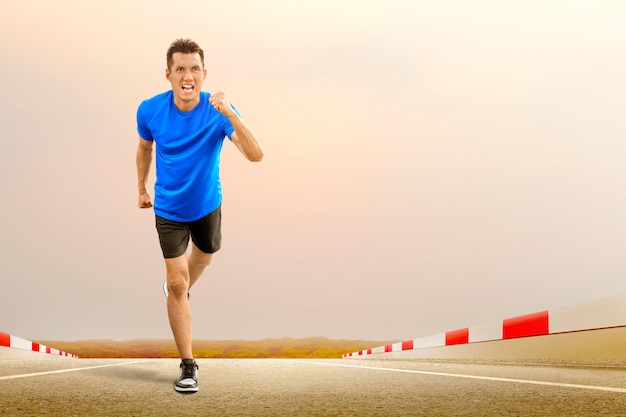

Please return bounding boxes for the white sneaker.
[175,359,198,393]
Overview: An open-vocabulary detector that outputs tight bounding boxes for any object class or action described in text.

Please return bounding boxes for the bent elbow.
[248,149,264,162]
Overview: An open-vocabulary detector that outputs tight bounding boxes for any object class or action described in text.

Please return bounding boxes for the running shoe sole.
[174,385,198,393]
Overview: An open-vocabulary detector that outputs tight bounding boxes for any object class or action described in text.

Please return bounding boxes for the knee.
[166,270,190,296]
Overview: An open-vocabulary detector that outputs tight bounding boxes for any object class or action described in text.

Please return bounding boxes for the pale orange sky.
[1,0,625,341]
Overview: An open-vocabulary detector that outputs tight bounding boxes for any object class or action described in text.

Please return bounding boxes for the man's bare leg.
[188,242,213,290]
[165,243,213,359]
[165,255,193,359]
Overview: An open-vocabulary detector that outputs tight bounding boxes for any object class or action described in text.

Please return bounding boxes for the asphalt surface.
[0,358,625,416]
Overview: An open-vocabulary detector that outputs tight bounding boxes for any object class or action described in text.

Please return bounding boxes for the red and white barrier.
[0,331,77,358]
[344,295,626,358]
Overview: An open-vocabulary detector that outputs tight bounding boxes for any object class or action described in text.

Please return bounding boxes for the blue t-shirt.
[137,90,235,222]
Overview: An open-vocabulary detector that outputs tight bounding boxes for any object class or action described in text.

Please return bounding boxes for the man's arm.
[136,137,154,208]
[209,91,264,162]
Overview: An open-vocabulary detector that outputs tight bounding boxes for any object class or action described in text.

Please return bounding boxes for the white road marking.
[0,359,159,381]
[297,360,626,394]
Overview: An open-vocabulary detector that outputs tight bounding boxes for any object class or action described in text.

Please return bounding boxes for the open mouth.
[182,84,194,92]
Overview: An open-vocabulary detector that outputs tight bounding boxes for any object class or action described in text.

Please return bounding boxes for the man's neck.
[173,97,200,112]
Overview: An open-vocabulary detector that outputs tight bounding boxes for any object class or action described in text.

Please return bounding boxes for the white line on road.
[297,360,626,394]
[0,359,159,381]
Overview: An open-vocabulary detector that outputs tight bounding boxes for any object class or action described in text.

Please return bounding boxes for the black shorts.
[155,205,222,258]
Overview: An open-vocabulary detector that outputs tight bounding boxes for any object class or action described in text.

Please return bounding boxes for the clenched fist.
[209,91,236,117]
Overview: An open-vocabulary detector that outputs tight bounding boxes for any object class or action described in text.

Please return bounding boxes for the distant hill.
[39,337,397,359]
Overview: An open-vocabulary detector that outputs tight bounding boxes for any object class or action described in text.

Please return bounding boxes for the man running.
[135,38,263,393]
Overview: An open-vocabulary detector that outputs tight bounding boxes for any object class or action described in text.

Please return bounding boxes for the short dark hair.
[166,38,204,69]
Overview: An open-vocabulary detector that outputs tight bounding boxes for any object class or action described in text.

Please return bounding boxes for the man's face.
[166,52,207,110]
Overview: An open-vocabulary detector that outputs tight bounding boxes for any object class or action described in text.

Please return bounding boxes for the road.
[1,358,625,416]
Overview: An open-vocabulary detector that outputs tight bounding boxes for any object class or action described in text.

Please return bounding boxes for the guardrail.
[344,295,626,359]
[0,331,78,358]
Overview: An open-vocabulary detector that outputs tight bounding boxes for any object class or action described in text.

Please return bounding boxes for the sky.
[1,0,625,342]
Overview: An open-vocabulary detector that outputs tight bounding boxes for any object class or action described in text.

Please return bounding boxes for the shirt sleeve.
[136,101,153,141]
[224,103,240,140]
